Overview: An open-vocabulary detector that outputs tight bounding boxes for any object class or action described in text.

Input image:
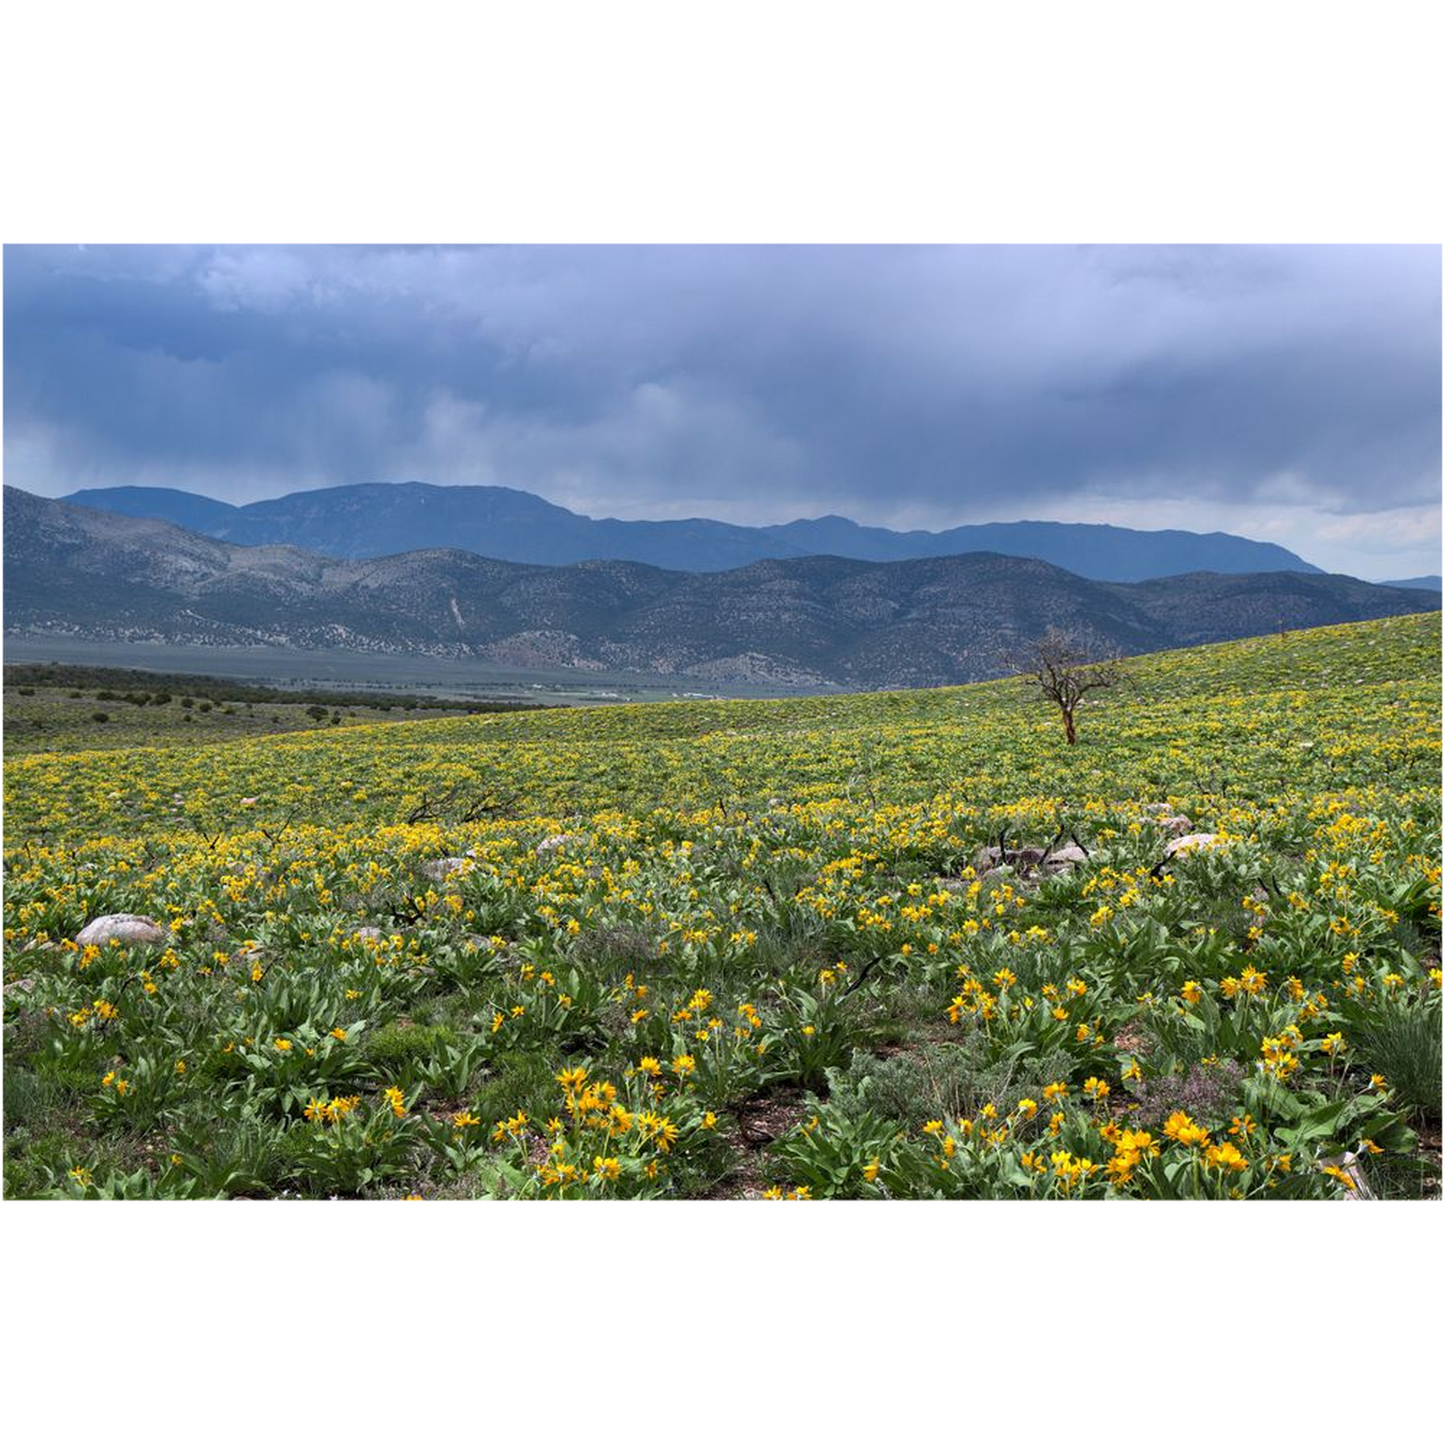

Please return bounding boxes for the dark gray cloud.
[4,244,1440,575]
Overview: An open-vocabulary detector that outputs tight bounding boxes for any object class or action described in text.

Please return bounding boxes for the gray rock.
[76,914,167,948]
[976,841,1088,873]
[1133,805,1191,832]
[1165,832,1221,858]
[420,857,471,881]
[1323,1148,1376,1201]
[353,926,385,941]
[975,844,1045,869]
[534,833,582,856]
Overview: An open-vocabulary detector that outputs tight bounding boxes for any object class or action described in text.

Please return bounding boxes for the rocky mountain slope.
[60,480,1324,581]
[7,488,1433,688]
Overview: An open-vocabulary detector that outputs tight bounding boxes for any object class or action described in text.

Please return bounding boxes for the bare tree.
[1010,629,1125,745]
[402,780,519,825]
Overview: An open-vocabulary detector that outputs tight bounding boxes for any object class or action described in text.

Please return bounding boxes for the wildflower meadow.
[3,613,1439,1199]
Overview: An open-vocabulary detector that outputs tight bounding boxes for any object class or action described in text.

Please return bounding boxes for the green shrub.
[827,1038,1075,1131]
[168,1112,282,1198]
[472,1051,559,1129]
[3,1069,61,1130]
[1357,1002,1442,1122]
[767,1103,903,1198]
[365,1021,460,1070]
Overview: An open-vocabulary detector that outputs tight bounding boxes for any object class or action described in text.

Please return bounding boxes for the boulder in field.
[1165,833,1222,858]
[975,844,1044,869]
[974,841,1088,874]
[420,857,471,881]
[1135,805,1191,833]
[76,914,167,948]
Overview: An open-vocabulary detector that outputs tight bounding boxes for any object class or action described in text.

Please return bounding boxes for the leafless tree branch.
[1003,628,1127,745]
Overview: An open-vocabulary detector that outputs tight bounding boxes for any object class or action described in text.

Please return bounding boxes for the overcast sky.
[5,243,1440,577]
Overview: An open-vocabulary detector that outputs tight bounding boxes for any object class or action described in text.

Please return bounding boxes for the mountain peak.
[53,478,1326,582]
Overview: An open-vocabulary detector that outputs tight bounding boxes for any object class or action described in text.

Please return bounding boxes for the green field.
[3,613,1440,1199]
[2,663,550,758]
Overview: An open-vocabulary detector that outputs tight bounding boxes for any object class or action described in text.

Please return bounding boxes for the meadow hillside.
[3,613,1440,1199]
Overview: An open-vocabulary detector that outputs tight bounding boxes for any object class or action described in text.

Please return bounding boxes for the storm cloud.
[4,243,1440,576]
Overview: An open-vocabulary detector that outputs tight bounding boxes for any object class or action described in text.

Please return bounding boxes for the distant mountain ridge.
[58,481,1325,582]
[7,488,1432,690]
[1379,575,1442,592]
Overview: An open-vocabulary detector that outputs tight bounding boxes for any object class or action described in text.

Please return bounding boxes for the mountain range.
[7,488,1435,689]
[1380,575,1443,592]
[60,481,1325,582]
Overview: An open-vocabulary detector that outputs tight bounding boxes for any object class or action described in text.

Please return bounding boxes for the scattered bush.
[1355,1001,1442,1122]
